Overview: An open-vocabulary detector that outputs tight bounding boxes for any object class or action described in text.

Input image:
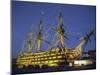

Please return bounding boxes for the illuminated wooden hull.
[16,47,82,68]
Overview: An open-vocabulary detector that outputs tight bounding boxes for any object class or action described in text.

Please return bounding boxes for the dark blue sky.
[12,1,96,58]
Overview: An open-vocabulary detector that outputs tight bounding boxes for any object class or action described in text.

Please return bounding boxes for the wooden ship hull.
[16,47,82,68]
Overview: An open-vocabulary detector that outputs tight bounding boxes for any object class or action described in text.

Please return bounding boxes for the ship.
[16,12,95,69]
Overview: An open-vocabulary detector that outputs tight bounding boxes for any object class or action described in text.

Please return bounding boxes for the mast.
[57,12,65,48]
[36,19,43,52]
[27,32,33,52]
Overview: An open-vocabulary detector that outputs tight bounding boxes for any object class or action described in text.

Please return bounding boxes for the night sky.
[12,1,96,58]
